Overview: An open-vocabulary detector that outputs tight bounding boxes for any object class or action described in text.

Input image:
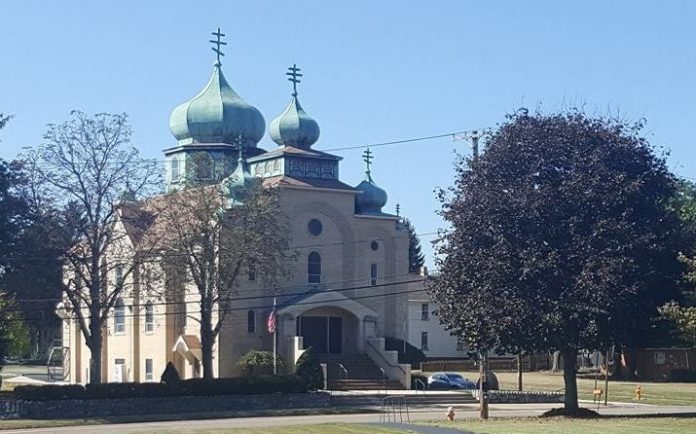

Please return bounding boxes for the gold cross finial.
[286,64,303,97]
[209,28,227,66]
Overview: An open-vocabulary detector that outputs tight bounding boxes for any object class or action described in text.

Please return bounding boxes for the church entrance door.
[297,316,343,354]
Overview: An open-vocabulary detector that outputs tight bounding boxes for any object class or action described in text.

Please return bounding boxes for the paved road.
[4,402,696,434]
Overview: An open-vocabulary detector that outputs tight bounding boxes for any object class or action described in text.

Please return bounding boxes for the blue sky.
[1,1,695,266]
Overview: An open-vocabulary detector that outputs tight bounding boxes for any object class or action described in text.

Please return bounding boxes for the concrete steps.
[319,354,406,390]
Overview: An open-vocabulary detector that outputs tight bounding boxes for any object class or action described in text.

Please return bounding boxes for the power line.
[1,278,427,323]
[5,271,424,305]
[0,231,441,262]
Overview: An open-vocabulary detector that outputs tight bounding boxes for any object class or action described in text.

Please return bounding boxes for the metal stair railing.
[379,395,410,424]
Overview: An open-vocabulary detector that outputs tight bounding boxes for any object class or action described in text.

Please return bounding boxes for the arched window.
[145,301,154,333]
[308,252,321,283]
[171,157,180,182]
[370,263,378,286]
[247,310,256,333]
[114,298,126,334]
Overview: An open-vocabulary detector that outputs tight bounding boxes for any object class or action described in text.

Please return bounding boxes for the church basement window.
[145,359,153,382]
[308,252,321,283]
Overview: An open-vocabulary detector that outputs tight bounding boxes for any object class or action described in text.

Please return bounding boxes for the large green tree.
[428,109,684,412]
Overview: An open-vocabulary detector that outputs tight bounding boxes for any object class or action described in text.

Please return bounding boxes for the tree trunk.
[200,309,215,380]
[613,348,623,378]
[517,352,523,391]
[87,306,103,384]
[551,350,562,372]
[562,348,579,411]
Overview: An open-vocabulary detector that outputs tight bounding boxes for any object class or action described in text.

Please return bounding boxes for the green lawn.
[0,408,377,431]
[452,370,696,406]
[142,424,406,434]
[424,417,696,434]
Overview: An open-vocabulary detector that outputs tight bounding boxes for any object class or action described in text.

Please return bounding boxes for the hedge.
[670,369,696,382]
[13,375,308,401]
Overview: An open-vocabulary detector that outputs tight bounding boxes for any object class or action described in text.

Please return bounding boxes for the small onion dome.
[169,64,265,147]
[354,174,388,214]
[222,153,254,207]
[269,96,320,149]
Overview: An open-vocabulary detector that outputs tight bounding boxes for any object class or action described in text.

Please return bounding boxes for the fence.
[420,353,552,372]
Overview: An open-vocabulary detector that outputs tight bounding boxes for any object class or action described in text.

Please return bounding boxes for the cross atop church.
[396,203,401,217]
[362,148,373,178]
[209,28,227,65]
[286,64,303,97]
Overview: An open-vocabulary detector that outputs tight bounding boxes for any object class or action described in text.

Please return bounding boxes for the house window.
[248,261,256,281]
[308,252,321,283]
[145,358,154,382]
[115,265,124,288]
[370,263,378,286]
[144,302,154,333]
[421,303,429,321]
[421,332,429,351]
[654,351,666,365]
[247,310,256,334]
[171,157,180,182]
[114,298,126,334]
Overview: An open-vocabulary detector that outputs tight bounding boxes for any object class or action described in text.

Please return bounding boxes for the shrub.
[670,369,696,382]
[160,361,181,383]
[295,347,324,390]
[385,336,426,368]
[238,350,285,376]
[14,384,86,400]
[13,375,308,400]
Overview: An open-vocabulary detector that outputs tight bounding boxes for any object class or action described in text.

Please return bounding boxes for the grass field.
[424,417,696,434]
[450,370,696,406]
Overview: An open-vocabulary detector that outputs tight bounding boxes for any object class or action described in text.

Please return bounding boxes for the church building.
[59,30,418,388]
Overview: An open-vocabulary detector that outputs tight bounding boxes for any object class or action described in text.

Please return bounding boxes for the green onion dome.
[269,95,320,149]
[169,64,265,147]
[354,174,388,214]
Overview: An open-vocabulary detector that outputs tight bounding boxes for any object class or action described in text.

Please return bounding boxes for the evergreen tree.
[403,218,425,273]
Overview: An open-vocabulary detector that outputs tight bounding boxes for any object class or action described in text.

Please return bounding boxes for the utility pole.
[454,128,491,419]
[453,129,491,161]
[479,351,489,419]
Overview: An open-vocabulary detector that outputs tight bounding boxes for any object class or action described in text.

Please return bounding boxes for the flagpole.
[272,296,277,376]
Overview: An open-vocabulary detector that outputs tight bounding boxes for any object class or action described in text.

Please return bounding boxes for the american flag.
[267,309,277,334]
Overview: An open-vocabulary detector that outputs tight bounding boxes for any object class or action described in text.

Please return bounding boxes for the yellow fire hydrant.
[635,385,642,400]
[446,406,455,421]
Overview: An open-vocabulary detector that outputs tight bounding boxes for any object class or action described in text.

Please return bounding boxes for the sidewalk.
[2,401,695,434]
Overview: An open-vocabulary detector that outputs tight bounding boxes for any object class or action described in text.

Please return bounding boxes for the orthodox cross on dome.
[362,148,374,179]
[209,28,227,66]
[396,203,401,217]
[286,64,303,97]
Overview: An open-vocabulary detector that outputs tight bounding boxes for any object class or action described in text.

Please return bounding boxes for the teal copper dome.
[169,36,265,147]
[269,65,320,149]
[354,149,388,214]
[222,153,254,207]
